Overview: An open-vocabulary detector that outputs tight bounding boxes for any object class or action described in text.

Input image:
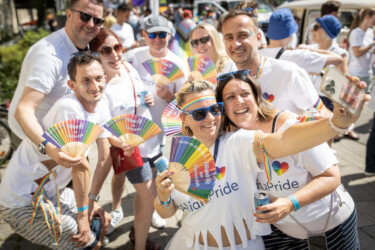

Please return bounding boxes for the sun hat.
[316,14,342,39]
[267,8,298,40]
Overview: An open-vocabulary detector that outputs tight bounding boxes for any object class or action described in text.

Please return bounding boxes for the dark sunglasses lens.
[159,32,167,38]
[80,12,91,22]
[191,39,199,47]
[201,37,210,43]
[148,33,157,39]
[114,44,122,53]
[210,104,223,115]
[93,18,104,26]
[313,25,319,31]
[191,109,207,121]
[102,46,112,55]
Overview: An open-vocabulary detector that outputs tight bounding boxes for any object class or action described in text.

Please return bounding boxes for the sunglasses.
[190,36,210,48]
[148,32,168,39]
[71,51,100,58]
[239,7,258,18]
[217,70,252,85]
[182,102,224,121]
[313,24,321,31]
[70,9,104,26]
[100,43,122,56]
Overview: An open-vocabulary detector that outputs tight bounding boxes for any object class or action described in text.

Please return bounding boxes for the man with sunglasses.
[8,0,103,157]
[126,15,188,229]
[110,3,139,57]
[222,9,330,116]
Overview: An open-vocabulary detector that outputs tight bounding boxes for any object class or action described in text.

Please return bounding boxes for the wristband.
[288,195,300,211]
[128,45,132,51]
[328,115,353,135]
[77,204,88,212]
[157,195,172,208]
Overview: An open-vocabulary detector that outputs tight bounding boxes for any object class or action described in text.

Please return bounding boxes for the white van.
[278,0,375,46]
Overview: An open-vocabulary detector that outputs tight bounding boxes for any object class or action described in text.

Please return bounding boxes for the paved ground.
[1,106,375,250]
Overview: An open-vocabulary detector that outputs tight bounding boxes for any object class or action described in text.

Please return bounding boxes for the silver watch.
[88,193,100,202]
[38,140,49,154]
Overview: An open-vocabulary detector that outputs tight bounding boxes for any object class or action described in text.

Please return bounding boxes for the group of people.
[0,0,373,249]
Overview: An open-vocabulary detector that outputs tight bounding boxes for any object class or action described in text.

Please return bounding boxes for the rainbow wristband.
[288,195,300,211]
[77,204,88,212]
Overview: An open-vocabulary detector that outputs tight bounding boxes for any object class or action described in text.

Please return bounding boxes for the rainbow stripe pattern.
[42,119,103,157]
[161,99,183,136]
[142,59,184,85]
[103,114,162,146]
[188,55,218,84]
[313,98,323,110]
[168,136,216,203]
[260,136,272,184]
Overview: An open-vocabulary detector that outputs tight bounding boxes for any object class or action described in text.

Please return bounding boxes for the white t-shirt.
[126,46,188,145]
[348,27,374,77]
[307,44,348,96]
[287,33,298,49]
[218,59,237,77]
[169,130,270,250]
[257,117,354,239]
[111,22,135,58]
[8,28,77,139]
[102,63,160,158]
[259,47,327,74]
[258,57,321,114]
[0,95,111,208]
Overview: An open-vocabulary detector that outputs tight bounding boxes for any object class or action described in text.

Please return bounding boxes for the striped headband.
[180,96,216,110]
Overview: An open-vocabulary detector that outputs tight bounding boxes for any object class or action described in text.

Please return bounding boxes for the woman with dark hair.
[216,71,362,249]
[153,77,368,249]
[348,8,375,94]
[90,28,160,250]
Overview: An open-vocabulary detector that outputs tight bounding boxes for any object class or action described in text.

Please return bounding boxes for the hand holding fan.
[168,136,216,203]
[103,114,162,146]
[188,55,217,85]
[42,119,103,157]
[142,59,184,85]
[161,99,182,136]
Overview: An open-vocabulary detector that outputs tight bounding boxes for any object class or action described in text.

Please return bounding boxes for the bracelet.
[328,115,353,135]
[157,195,172,208]
[77,204,88,212]
[288,195,300,211]
[128,45,132,51]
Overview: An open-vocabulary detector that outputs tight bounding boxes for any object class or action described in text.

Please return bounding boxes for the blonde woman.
[189,23,237,76]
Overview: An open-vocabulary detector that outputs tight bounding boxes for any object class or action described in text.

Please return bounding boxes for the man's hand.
[45,143,82,168]
[71,212,91,247]
[156,83,174,102]
[88,201,111,236]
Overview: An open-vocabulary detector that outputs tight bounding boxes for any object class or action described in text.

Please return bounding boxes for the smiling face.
[180,90,220,146]
[222,78,258,129]
[143,30,171,57]
[97,35,122,77]
[66,0,103,49]
[191,28,216,61]
[222,15,260,70]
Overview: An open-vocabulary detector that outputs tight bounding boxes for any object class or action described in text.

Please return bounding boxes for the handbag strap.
[275,48,285,59]
[123,62,137,115]
[289,193,333,234]
[272,110,284,133]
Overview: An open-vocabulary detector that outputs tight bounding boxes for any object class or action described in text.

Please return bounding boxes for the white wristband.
[328,115,354,135]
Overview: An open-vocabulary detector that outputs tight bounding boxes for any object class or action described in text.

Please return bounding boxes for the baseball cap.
[144,15,171,33]
[316,15,342,39]
[267,8,298,40]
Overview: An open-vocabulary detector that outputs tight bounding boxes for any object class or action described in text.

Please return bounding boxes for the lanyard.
[255,56,266,79]
[213,137,220,162]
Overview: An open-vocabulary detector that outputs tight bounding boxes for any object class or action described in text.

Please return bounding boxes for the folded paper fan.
[42,119,103,157]
[142,59,184,85]
[188,55,217,85]
[103,114,162,146]
[168,136,216,203]
[161,99,182,136]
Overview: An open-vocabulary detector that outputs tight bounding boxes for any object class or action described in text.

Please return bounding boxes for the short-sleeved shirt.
[111,22,135,58]
[0,95,111,208]
[126,47,188,145]
[258,57,321,114]
[349,27,374,77]
[8,28,78,139]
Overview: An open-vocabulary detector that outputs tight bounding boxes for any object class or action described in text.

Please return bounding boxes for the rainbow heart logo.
[272,161,289,176]
[262,93,274,103]
[216,166,226,180]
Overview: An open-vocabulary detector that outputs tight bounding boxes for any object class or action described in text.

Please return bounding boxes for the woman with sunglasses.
[215,71,363,249]
[190,23,237,77]
[90,28,161,250]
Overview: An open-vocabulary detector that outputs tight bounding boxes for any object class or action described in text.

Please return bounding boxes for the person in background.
[111,3,139,57]
[348,8,375,94]
[46,12,58,32]
[103,8,116,29]
[190,22,237,77]
[306,0,341,45]
[366,85,375,176]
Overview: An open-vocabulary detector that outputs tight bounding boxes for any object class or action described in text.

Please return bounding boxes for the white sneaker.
[106,209,124,235]
[102,236,109,246]
[151,210,166,229]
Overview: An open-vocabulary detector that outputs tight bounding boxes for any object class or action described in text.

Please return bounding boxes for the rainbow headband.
[180,96,216,110]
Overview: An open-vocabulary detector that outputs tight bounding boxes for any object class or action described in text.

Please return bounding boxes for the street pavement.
[1,106,375,250]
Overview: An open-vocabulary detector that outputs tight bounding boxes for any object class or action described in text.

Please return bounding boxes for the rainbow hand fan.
[188,55,217,85]
[168,136,216,203]
[103,114,162,146]
[142,59,185,85]
[161,99,182,136]
[42,119,103,157]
